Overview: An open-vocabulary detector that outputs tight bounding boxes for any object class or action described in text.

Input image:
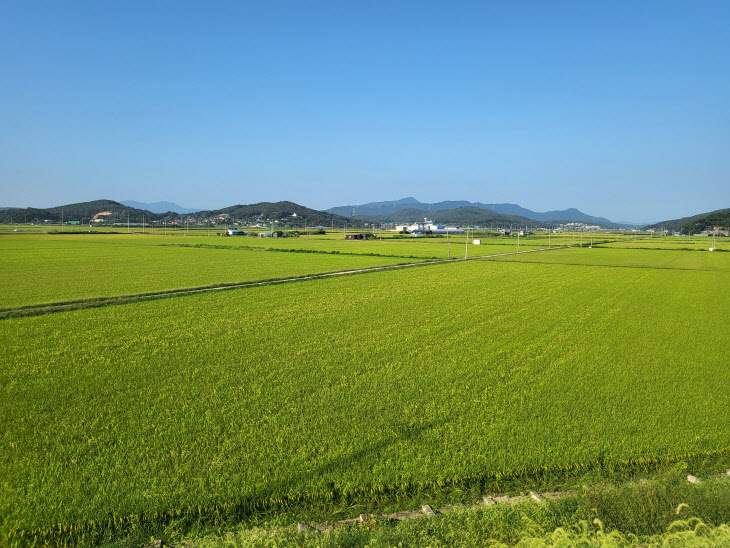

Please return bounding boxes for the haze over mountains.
[121,200,199,214]
[644,208,730,234]
[1,198,727,231]
[0,199,349,227]
[327,198,620,226]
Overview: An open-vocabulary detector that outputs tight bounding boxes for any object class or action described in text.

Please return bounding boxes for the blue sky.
[1,1,728,223]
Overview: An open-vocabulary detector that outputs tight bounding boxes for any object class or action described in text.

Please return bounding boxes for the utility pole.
[517,230,520,252]
[464,228,469,260]
[447,229,450,259]
[548,227,551,249]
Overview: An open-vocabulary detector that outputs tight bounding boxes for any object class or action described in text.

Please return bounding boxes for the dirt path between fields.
[0,246,569,319]
[299,471,730,533]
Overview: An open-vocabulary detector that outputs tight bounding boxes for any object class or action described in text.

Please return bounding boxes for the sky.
[1,1,728,223]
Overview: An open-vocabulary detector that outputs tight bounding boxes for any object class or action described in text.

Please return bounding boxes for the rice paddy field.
[0,231,728,545]
[0,234,432,309]
[0,232,571,309]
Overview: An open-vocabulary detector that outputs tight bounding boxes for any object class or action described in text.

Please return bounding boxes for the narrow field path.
[299,470,730,533]
[0,246,568,319]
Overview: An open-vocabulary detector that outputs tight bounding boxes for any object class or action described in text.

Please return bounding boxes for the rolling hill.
[362,207,533,227]
[327,198,618,225]
[645,208,730,233]
[0,199,156,224]
[0,199,354,227]
[120,200,199,214]
[193,201,352,227]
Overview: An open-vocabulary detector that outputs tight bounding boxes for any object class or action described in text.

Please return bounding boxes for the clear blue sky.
[1,1,728,223]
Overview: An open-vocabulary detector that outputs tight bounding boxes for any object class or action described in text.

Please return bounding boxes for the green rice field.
[0,232,569,309]
[0,235,426,308]
[487,246,730,271]
[0,232,728,545]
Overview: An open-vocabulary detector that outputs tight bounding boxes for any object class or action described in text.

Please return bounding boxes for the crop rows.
[0,232,571,309]
[486,246,730,272]
[1,250,728,544]
[166,233,555,258]
[0,235,423,308]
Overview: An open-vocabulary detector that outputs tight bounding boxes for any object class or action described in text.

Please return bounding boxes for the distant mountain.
[327,198,619,226]
[359,206,610,228]
[0,199,159,224]
[194,201,353,228]
[121,200,199,214]
[365,207,534,226]
[645,208,730,233]
[0,199,355,227]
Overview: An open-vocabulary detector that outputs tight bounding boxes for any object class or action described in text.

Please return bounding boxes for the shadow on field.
[264,417,447,504]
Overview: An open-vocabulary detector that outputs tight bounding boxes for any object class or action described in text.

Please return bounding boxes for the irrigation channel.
[0,246,568,320]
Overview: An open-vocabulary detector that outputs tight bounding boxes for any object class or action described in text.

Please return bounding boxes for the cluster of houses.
[556,222,601,232]
[700,226,729,237]
[225,228,294,238]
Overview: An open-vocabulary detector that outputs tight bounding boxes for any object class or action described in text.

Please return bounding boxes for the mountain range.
[326,197,619,226]
[644,208,730,234]
[1,198,727,231]
[120,200,199,214]
[0,199,350,227]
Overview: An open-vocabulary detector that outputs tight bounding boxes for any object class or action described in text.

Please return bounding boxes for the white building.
[397,219,464,234]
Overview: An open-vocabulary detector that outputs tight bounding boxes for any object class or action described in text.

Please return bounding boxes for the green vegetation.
[1,240,728,546]
[596,236,730,252]
[0,199,156,225]
[182,473,730,547]
[0,234,427,308]
[362,205,535,227]
[487,246,730,271]
[0,199,353,227]
[0,231,575,309]
[645,207,730,234]
[164,233,552,258]
[198,516,730,548]
[192,200,352,228]
[362,205,624,229]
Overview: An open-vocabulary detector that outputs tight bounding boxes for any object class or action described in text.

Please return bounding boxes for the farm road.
[0,246,567,320]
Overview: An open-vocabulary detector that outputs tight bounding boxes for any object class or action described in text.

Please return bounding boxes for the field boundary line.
[9,449,729,544]
[305,488,576,532]
[0,246,569,320]
[304,468,730,533]
[160,242,440,260]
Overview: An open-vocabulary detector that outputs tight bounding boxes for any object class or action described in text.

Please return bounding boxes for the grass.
[127,471,730,547]
[1,246,728,545]
[485,246,730,271]
[0,234,428,308]
[597,235,730,252]
[159,232,554,259]
[0,230,579,309]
